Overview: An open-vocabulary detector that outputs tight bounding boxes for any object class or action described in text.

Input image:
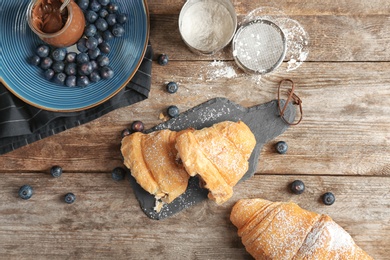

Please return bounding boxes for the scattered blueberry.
[102,30,114,41]
[18,185,33,200]
[111,23,124,37]
[167,105,179,118]
[78,62,93,76]
[64,63,77,76]
[86,10,98,23]
[77,38,89,53]
[322,192,335,205]
[52,48,67,61]
[40,57,53,70]
[65,75,77,87]
[29,55,41,66]
[77,0,89,10]
[90,60,98,71]
[95,17,109,31]
[158,54,169,66]
[95,33,104,44]
[275,141,288,154]
[99,8,109,18]
[84,24,97,37]
[116,13,128,24]
[166,82,178,94]
[290,180,305,195]
[86,36,99,50]
[77,75,90,87]
[131,120,144,132]
[89,70,101,82]
[53,72,67,85]
[88,47,101,60]
[107,2,119,13]
[77,53,90,64]
[50,165,63,178]
[111,167,126,181]
[121,128,131,138]
[89,0,101,12]
[52,61,65,73]
[64,193,76,204]
[96,55,109,67]
[98,0,110,6]
[105,13,116,26]
[99,66,114,79]
[44,69,55,80]
[36,44,50,58]
[99,42,111,54]
[65,52,77,63]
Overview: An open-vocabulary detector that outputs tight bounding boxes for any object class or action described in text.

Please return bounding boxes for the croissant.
[121,129,191,205]
[175,121,256,204]
[230,198,373,260]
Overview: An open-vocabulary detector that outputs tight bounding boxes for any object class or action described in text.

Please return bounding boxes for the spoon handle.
[59,0,71,12]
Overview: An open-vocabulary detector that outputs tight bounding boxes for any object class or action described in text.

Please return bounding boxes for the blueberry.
[18,185,33,200]
[77,0,89,10]
[52,61,65,73]
[99,8,109,18]
[99,42,111,54]
[88,47,101,60]
[77,38,89,53]
[167,105,179,118]
[65,52,77,63]
[29,55,41,66]
[121,128,131,138]
[290,180,305,195]
[116,13,128,24]
[275,141,288,154]
[36,44,50,58]
[85,10,98,23]
[40,57,53,70]
[65,75,77,87]
[64,62,77,76]
[86,36,99,50]
[131,120,144,132]
[102,30,114,41]
[90,60,98,71]
[111,23,124,37]
[105,13,116,26]
[95,18,108,32]
[111,167,126,181]
[158,54,168,66]
[89,70,101,82]
[96,55,109,66]
[50,165,63,178]
[107,2,119,13]
[77,75,90,87]
[166,82,178,94]
[53,72,67,85]
[44,69,55,80]
[78,62,93,75]
[64,193,76,204]
[76,53,90,64]
[89,0,101,12]
[95,33,104,44]
[52,48,67,61]
[322,192,335,206]
[99,66,114,79]
[84,24,97,37]
[98,0,110,6]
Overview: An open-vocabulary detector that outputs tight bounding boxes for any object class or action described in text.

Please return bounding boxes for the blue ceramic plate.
[0,0,149,112]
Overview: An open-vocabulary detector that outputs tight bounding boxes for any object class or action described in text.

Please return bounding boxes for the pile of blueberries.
[28,0,128,87]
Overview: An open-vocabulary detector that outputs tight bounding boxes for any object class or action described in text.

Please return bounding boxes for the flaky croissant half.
[230,198,373,260]
[175,121,256,204]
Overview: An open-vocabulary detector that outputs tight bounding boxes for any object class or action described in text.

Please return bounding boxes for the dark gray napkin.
[0,44,153,155]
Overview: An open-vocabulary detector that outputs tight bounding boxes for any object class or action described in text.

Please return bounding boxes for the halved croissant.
[121,129,191,204]
[175,121,256,204]
[230,198,373,260]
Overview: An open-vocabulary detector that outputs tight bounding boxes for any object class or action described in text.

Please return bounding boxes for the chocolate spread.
[32,0,67,33]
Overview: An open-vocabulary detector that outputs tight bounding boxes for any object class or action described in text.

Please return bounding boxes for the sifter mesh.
[233,19,286,74]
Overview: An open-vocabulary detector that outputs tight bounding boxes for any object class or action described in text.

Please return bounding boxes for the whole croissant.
[230,198,373,260]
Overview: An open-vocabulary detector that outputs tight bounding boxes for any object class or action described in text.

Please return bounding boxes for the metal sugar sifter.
[232,19,287,74]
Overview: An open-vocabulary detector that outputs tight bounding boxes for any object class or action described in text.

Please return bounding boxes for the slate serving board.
[128,97,296,220]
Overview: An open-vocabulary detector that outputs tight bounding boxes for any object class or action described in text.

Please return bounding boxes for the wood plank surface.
[1,0,390,259]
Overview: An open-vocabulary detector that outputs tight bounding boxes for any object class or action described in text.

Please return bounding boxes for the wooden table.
[1,0,389,259]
